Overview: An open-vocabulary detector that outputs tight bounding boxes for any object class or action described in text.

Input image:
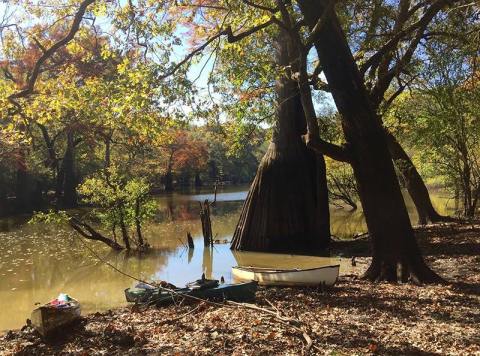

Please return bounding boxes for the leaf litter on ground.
[1,222,480,355]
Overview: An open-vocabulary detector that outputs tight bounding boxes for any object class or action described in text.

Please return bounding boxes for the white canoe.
[232,265,340,287]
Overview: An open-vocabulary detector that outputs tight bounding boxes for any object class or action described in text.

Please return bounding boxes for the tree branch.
[370,16,430,106]
[304,0,335,49]
[32,36,47,53]
[303,133,352,163]
[224,18,275,43]
[8,0,96,101]
[158,18,275,80]
[69,215,124,250]
[241,0,278,13]
[359,0,453,76]
[309,62,330,91]
[1,66,16,83]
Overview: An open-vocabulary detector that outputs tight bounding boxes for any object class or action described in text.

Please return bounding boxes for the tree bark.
[14,150,37,212]
[298,0,442,282]
[62,131,78,208]
[118,208,131,250]
[231,30,330,253]
[134,198,145,247]
[194,172,202,187]
[15,167,32,212]
[56,131,78,208]
[385,131,446,224]
[200,200,213,246]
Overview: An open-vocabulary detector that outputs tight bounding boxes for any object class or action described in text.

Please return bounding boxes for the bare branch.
[359,0,455,76]
[370,15,430,106]
[158,32,224,80]
[32,36,47,53]
[309,62,330,91]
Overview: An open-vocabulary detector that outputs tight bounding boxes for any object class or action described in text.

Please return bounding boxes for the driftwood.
[227,300,313,354]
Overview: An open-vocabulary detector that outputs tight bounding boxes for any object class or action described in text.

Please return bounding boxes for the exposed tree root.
[362,258,445,284]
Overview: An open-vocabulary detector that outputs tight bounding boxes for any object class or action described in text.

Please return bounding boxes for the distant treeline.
[0,125,267,217]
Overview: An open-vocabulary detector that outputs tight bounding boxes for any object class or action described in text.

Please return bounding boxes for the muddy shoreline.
[1,223,479,355]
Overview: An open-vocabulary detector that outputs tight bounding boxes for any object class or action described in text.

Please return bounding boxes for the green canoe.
[125,280,258,305]
[189,281,258,302]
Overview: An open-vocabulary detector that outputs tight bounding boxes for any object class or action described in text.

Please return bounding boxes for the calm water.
[0,185,456,331]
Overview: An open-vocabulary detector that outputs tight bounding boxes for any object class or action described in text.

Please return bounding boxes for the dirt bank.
[1,223,479,355]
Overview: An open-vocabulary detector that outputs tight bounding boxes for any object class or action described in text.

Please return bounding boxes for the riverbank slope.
[1,223,479,355]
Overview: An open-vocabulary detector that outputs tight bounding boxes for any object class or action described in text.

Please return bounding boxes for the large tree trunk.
[134,198,145,247]
[194,172,202,187]
[118,208,131,250]
[163,171,173,192]
[14,150,43,212]
[164,152,174,192]
[299,0,441,282]
[231,31,330,253]
[55,131,78,208]
[62,131,78,208]
[385,131,446,224]
[14,153,32,213]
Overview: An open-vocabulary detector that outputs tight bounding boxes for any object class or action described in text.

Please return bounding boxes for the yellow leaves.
[101,46,114,60]
[91,2,108,17]
[0,30,20,58]
[257,14,272,24]
[117,58,130,75]
[66,41,83,56]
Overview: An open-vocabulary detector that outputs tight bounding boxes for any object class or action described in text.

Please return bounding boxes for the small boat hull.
[31,302,81,337]
[190,281,258,302]
[124,287,190,305]
[232,265,340,287]
[125,281,258,305]
[124,287,158,303]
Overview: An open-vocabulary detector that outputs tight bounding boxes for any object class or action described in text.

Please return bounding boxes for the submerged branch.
[68,215,124,250]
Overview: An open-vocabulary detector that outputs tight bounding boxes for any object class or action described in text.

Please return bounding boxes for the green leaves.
[78,166,156,231]
[29,210,70,225]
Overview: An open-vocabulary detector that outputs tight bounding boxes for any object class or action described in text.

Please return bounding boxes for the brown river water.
[0,185,456,331]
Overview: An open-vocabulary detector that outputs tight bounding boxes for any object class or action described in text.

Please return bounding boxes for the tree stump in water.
[199,199,213,246]
[187,232,194,249]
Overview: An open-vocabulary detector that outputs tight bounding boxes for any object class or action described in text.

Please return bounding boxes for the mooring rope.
[76,237,314,353]
[76,237,237,308]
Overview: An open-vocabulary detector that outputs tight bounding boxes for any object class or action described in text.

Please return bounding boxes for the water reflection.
[0,185,457,331]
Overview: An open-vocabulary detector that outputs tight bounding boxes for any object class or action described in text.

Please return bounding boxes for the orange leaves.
[168,0,228,48]
[171,131,209,172]
[238,87,268,102]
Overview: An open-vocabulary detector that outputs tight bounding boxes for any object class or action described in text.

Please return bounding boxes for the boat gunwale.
[232,264,340,274]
